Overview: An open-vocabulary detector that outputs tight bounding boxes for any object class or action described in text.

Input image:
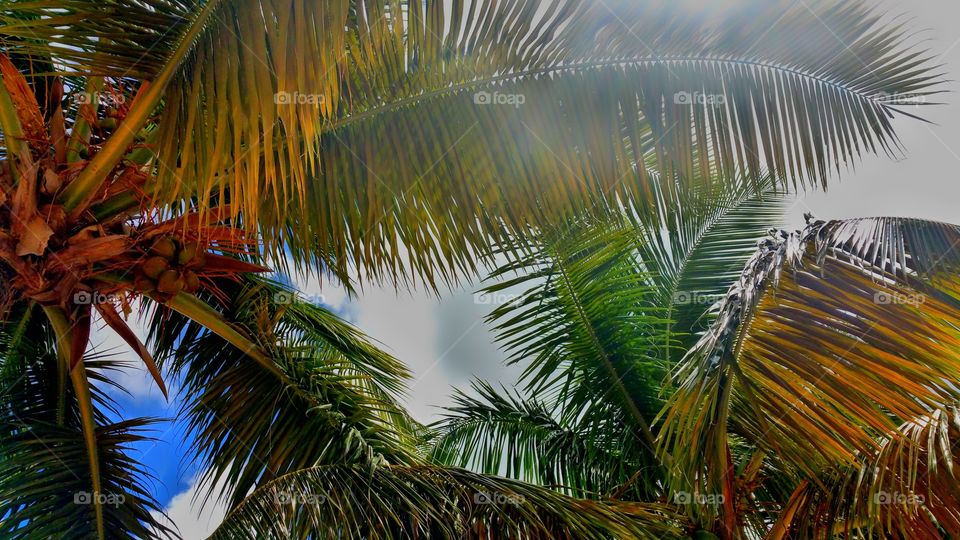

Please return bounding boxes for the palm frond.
[0,304,172,539]
[4,0,943,287]
[429,380,654,500]
[433,181,792,509]
[866,404,960,536]
[482,220,671,455]
[768,404,960,539]
[659,217,960,529]
[0,2,194,78]
[210,463,685,539]
[637,177,793,359]
[147,277,421,510]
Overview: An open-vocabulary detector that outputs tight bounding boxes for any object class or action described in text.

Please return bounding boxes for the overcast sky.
[87,1,960,537]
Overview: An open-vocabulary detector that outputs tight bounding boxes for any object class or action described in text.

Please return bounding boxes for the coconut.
[133,276,155,293]
[150,237,178,259]
[178,242,199,265]
[141,256,169,279]
[156,269,183,294]
[184,271,201,293]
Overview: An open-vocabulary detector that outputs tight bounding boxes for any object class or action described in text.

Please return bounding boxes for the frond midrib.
[436,413,574,452]
[550,252,659,455]
[324,55,911,135]
[661,187,775,356]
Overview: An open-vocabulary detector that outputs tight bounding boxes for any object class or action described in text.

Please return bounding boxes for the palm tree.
[0,0,948,537]
[430,181,960,538]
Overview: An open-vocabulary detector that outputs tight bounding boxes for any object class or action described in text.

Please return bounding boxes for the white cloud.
[290,262,525,423]
[152,472,230,540]
[293,270,448,421]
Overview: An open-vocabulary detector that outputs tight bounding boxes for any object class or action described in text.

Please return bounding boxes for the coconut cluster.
[136,236,204,295]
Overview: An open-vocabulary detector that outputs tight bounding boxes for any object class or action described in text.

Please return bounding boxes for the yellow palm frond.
[4,0,944,287]
[659,216,960,528]
[769,405,960,539]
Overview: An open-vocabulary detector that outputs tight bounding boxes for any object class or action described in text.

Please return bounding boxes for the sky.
[86,1,960,538]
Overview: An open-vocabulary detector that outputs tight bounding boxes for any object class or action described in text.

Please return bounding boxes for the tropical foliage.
[0,0,954,538]
[432,206,960,538]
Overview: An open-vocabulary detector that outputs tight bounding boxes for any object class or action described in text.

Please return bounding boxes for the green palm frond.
[4,0,943,286]
[434,180,793,508]
[429,380,654,500]
[0,2,194,77]
[147,277,421,510]
[210,463,685,539]
[482,220,671,454]
[659,216,960,530]
[637,177,793,359]
[0,304,172,539]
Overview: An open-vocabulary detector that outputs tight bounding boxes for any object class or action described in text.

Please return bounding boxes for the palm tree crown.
[1,0,955,538]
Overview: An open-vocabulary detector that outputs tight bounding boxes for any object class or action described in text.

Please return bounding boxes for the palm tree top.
[3,0,945,288]
[1,1,956,538]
